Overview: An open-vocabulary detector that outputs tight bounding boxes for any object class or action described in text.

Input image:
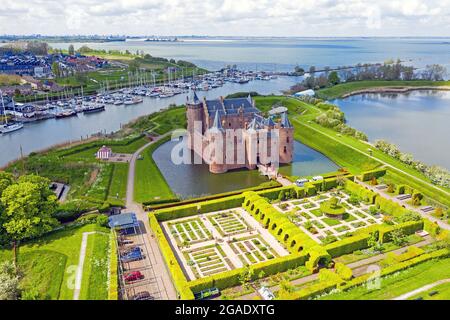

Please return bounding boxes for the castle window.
[284,146,287,153]
[287,137,290,143]
[229,122,231,127]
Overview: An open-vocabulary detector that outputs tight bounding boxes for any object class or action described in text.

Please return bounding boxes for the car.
[124,271,145,283]
[295,178,309,187]
[121,246,142,256]
[131,291,154,300]
[312,175,324,181]
[121,250,144,263]
[258,286,275,300]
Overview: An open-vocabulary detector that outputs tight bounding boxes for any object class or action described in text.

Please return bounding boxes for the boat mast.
[0,90,7,125]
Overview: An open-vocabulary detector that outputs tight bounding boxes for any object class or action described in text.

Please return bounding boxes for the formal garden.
[168,217,212,246]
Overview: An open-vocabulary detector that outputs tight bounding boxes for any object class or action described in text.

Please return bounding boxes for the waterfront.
[153,140,338,198]
[0,76,301,167]
[332,90,450,169]
[52,37,450,72]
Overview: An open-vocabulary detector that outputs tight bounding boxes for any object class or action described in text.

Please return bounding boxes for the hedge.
[322,178,338,190]
[149,214,194,299]
[189,253,309,293]
[278,280,338,300]
[154,194,245,221]
[344,180,377,204]
[325,234,370,258]
[108,232,119,300]
[375,196,408,217]
[360,168,387,182]
[335,262,352,281]
[305,246,331,271]
[378,220,424,243]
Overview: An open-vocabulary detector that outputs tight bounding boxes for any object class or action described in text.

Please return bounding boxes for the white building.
[96,145,112,160]
[293,89,315,97]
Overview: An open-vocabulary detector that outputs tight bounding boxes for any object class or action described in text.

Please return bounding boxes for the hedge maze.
[184,245,232,278]
[168,218,212,245]
[208,210,248,236]
[150,168,431,300]
[229,235,278,265]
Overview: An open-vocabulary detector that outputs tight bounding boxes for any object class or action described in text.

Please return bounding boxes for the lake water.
[153,140,338,198]
[0,76,302,167]
[331,90,450,170]
[52,37,450,72]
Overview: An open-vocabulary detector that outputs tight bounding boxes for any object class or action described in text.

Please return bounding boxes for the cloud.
[0,0,450,36]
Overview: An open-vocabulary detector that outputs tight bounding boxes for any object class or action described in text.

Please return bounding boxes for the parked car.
[121,246,142,256]
[124,271,144,283]
[312,175,324,181]
[131,291,153,300]
[121,250,144,263]
[295,178,309,187]
[258,286,275,300]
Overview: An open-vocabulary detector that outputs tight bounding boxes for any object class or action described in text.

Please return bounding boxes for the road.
[125,133,177,300]
[392,278,450,300]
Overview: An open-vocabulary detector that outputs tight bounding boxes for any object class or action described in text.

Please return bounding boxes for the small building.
[293,89,315,97]
[108,213,139,234]
[96,145,113,160]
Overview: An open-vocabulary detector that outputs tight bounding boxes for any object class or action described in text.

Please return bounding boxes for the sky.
[1,0,450,37]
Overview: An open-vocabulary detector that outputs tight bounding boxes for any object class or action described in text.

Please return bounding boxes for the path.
[125,133,177,300]
[392,278,450,300]
[73,231,108,300]
[235,236,432,300]
[356,180,450,231]
[290,112,450,199]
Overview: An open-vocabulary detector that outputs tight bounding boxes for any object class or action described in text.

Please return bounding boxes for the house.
[96,145,113,160]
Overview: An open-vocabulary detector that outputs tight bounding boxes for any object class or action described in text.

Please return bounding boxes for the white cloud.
[0,0,449,36]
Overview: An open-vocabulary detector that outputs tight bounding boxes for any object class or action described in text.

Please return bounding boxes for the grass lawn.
[322,217,341,226]
[0,224,111,300]
[79,232,110,300]
[316,80,450,100]
[107,162,129,205]
[134,136,177,204]
[408,282,450,300]
[320,257,450,300]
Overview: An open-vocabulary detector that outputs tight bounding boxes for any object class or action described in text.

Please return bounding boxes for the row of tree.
[374,140,450,188]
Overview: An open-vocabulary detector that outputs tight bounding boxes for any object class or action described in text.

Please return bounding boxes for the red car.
[124,271,144,283]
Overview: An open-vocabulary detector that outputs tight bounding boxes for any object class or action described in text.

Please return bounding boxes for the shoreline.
[339,86,450,99]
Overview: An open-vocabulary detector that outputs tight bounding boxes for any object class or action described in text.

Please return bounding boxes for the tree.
[238,265,254,290]
[51,62,60,78]
[0,178,59,269]
[129,59,140,73]
[328,71,340,85]
[390,229,407,246]
[68,44,75,56]
[0,261,19,300]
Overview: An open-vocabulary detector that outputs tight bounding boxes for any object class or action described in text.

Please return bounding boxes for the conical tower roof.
[188,90,201,104]
[280,112,292,128]
[209,110,224,133]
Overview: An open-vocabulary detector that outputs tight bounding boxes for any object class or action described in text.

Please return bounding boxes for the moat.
[153,140,338,198]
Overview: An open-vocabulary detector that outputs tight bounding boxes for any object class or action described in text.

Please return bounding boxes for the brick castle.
[186,92,294,173]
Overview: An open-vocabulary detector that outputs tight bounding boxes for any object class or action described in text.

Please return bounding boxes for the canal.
[0,76,302,167]
[153,140,338,198]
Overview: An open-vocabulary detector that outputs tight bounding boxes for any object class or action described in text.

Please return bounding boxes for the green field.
[0,224,111,300]
[134,136,177,204]
[320,258,450,300]
[408,281,450,300]
[316,80,450,100]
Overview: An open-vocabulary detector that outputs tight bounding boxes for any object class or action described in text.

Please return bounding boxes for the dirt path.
[392,278,450,300]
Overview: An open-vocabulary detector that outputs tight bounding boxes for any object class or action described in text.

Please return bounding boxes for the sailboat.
[0,93,24,134]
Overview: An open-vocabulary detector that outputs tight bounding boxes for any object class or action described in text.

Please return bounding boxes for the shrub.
[96,214,109,227]
[335,262,353,281]
[360,168,387,182]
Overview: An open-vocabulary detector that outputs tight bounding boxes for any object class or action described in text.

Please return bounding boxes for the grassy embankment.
[316,80,450,100]
[254,95,450,208]
[5,135,150,208]
[0,224,111,300]
[319,257,450,300]
[132,106,186,204]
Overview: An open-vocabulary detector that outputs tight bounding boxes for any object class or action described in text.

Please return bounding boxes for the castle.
[186,92,294,174]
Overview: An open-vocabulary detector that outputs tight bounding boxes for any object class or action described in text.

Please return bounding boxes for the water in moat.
[152,140,338,198]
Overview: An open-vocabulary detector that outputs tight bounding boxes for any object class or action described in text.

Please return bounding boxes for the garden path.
[392,278,450,300]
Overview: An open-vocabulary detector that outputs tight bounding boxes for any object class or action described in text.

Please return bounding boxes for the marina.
[0,75,302,167]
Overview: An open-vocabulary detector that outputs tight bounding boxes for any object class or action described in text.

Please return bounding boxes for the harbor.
[0,74,302,167]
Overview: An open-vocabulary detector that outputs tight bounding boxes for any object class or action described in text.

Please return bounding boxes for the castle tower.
[278,112,294,164]
[186,91,203,150]
[207,110,227,174]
